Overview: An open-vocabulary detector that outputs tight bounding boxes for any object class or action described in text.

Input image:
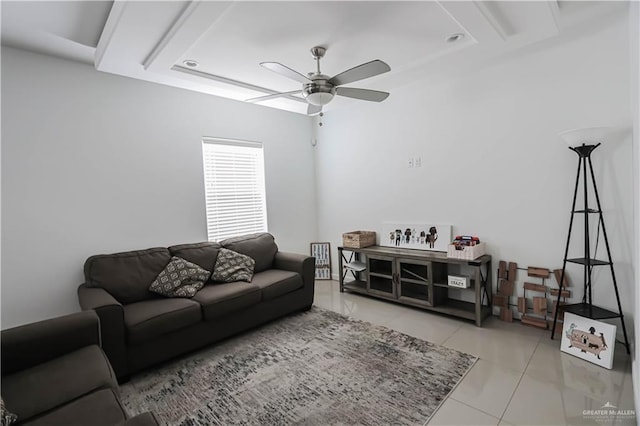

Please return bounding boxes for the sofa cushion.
[20,388,126,426]
[1,397,17,425]
[251,270,304,301]
[192,282,261,320]
[148,257,209,298]
[211,248,255,283]
[168,242,221,278]
[84,248,171,304]
[124,299,202,343]
[220,233,278,273]
[1,345,117,423]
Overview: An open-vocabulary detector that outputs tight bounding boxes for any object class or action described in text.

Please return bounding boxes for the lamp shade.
[558,127,612,147]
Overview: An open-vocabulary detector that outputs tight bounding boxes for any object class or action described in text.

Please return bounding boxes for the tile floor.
[314,280,636,426]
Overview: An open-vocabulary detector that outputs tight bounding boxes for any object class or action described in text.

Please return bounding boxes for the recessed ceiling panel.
[2,0,623,115]
[180,1,470,94]
[481,1,558,38]
[2,0,113,63]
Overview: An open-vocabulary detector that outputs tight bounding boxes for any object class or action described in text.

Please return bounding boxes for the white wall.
[630,0,640,414]
[315,14,634,326]
[1,47,316,328]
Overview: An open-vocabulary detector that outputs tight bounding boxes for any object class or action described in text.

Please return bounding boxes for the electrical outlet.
[415,157,422,168]
[408,158,414,168]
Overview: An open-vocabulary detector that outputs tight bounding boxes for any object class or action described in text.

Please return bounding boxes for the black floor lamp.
[550,127,630,354]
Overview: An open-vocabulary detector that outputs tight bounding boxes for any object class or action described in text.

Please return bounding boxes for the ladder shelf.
[550,143,630,354]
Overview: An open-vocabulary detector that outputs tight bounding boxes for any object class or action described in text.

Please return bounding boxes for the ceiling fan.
[247,46,391,115]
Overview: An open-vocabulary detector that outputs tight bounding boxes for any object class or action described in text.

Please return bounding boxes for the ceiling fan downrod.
[310,46,326,75]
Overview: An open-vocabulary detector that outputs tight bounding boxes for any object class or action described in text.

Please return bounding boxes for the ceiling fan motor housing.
[303,74,336,106]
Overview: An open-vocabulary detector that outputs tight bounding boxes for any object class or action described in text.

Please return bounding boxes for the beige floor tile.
[384,307,463,345]
[450,359,523,418]
[526,338,633,407]
[502,373,636,426]
[538,330,566,347]
[427,398,500,426]
[472,316,548,340]
[442,323,540,373]
[313,279,636,426]
[314,285,405,326]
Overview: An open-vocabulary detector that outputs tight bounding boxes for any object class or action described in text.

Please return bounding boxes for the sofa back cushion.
[84,248,171,304]
[220,233,278,273]
[168,242,221,279]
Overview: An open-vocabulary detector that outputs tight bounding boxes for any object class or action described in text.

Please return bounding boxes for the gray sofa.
[78,233,315,380]
[1,311,158,426]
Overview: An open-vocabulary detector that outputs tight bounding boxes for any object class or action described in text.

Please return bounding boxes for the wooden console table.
[338,245,492,326]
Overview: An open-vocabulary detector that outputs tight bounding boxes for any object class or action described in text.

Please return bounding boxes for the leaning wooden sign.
[560,312,616,369]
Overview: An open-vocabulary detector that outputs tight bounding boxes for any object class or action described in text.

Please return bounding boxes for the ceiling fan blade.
[328,60,391,86]
[260,62,311,84]
[246,90,301,103]
[307,104,322,115]
[336,87,389,102]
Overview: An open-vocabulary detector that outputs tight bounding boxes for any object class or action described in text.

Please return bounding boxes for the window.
[202,138,267,241]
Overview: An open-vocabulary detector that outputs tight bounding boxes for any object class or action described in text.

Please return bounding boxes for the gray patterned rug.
[120,307,476,425]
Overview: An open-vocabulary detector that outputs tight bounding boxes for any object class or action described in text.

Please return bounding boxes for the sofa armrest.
[1,310,100,375]
[273,251,315,290]
[117,412,160,426]
[78,284,128,379]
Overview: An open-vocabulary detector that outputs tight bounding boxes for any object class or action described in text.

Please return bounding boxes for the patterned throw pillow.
[1,397,17,426]
[211,248,255,283]
[149,256,210,298]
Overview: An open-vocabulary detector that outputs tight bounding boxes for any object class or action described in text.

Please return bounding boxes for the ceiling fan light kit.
[249,46,391,115]
[303,79,336,106]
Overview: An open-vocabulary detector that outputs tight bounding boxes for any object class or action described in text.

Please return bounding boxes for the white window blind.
[202,138,268,242]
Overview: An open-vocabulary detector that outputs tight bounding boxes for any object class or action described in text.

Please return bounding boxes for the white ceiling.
[0,1,629,115]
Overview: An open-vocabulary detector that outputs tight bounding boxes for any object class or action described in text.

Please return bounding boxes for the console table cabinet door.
[397,259,432,307]
[366,255,396,298]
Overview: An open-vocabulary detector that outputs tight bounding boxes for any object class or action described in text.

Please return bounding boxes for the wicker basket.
[342,231,376,248]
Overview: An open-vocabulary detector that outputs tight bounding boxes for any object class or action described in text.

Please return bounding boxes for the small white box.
[448,275,470,288]
[447,242,486,260]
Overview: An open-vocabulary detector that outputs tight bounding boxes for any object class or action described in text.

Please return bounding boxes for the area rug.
[120,307,476,425]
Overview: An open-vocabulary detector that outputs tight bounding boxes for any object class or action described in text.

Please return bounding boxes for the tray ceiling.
[1,1,629,115]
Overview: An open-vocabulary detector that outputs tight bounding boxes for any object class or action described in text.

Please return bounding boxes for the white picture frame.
[379,223,452,252]
[561,312,617,370]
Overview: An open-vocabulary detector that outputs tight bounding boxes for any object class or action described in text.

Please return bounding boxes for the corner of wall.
[628,0,640,414]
